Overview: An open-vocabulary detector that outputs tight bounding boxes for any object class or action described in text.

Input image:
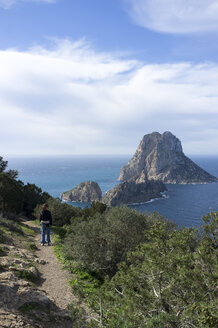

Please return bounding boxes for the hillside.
[0,216,90,328]
[1,155,217,328]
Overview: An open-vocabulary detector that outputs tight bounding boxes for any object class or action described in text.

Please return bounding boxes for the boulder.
[119,131,217,184]
[61,181,102,202]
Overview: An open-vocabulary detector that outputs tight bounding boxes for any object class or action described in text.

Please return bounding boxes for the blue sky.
[1,0,218,63]
[1,0,218,155]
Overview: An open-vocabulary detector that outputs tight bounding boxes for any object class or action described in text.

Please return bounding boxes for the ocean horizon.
[7,154,218,228]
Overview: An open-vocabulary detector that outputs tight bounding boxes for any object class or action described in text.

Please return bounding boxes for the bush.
[0,156,51,217]
[81,201,107,219]
[92,214,218,327]
[0,172,23,214]
[0,246,6,257]
[34,198,81,226]
[22,183,50,217]
[64,207,162,278]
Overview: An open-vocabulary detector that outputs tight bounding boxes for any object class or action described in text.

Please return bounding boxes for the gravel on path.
[24,222,75,309]
[24,221,97,327]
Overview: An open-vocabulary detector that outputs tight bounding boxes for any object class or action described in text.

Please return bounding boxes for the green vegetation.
[34,197,81,226]
[64,208,167,278]
[52,225,102,302]
[25,167,218,327]
[34,199,107,226]
[22,183,50,217]
[0,156,50,217]
[14,268,39,283]
[25,241,38,252]
[0,153,107,222]
[0,155,217,327]
[55,209,217,328]
[0,216,37,248]
[67,303,88,328]
[19,301,50,315]
[20,223,37,236]
[92,213,217,327]
[0,216,25,235]
[0,245,6,257]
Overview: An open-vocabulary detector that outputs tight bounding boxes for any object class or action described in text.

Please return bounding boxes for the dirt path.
[23,221,97,327]
[24,221,76,310]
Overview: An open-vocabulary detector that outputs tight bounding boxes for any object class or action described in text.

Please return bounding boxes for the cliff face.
[119,131,217,184]
[61,181,102,202]
[102,180,166,207]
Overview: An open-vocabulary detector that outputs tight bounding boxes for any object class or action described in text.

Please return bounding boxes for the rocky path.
[24,221,97,327]
[0,220,77,328]
[24,221,75,310]
[0,220,97,328]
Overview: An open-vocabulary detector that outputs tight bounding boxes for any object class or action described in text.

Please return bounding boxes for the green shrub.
[67,303,88,328]
[22,183,50,217]
[91,214,218,327]
[64,207,162,278]
[15,267,39,283]
[0,246,6,257]
[34,197,81,226]
[81,201,107,219]
[0,228,4,243]
[25,241,38,252]
[19,301,50,315]
[0,172,23,214]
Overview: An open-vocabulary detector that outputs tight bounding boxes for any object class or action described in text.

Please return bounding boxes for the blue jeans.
[41,224,51,244]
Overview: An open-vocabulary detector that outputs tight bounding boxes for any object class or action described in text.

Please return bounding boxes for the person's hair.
[42,203,48,211]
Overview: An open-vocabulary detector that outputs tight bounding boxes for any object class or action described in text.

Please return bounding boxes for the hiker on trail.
[40,203,52,246]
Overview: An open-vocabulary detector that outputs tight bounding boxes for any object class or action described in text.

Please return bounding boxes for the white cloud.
[125,0,218,34]
[0,0,55,9]
[0,39,218,156]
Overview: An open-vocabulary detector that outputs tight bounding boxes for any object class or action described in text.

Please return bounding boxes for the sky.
[1,0,218,156]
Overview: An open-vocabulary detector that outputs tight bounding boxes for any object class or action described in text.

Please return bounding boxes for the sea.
[7,155,218,228]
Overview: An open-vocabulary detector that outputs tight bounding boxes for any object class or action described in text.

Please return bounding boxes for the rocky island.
[61,179,166,207]
[102,179,166,207]
[61,181,102,202]
[61,131,217,206]
[119,131,217,184]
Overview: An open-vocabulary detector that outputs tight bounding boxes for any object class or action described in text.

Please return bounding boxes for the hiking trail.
[24,221,77,307]
[23,221,96,328]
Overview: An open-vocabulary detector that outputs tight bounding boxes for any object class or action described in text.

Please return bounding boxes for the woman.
[40,203,52,246]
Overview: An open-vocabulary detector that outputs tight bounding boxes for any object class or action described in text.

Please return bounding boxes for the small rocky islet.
[61,131,217,206]
[61,181,102,203]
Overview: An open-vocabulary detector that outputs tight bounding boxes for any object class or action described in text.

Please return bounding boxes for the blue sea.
[7,155,218,228]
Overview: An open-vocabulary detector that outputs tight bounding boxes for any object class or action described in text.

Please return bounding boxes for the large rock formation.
[61,181,102,202]
[119,131,217,184]
[102,179,167,207]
